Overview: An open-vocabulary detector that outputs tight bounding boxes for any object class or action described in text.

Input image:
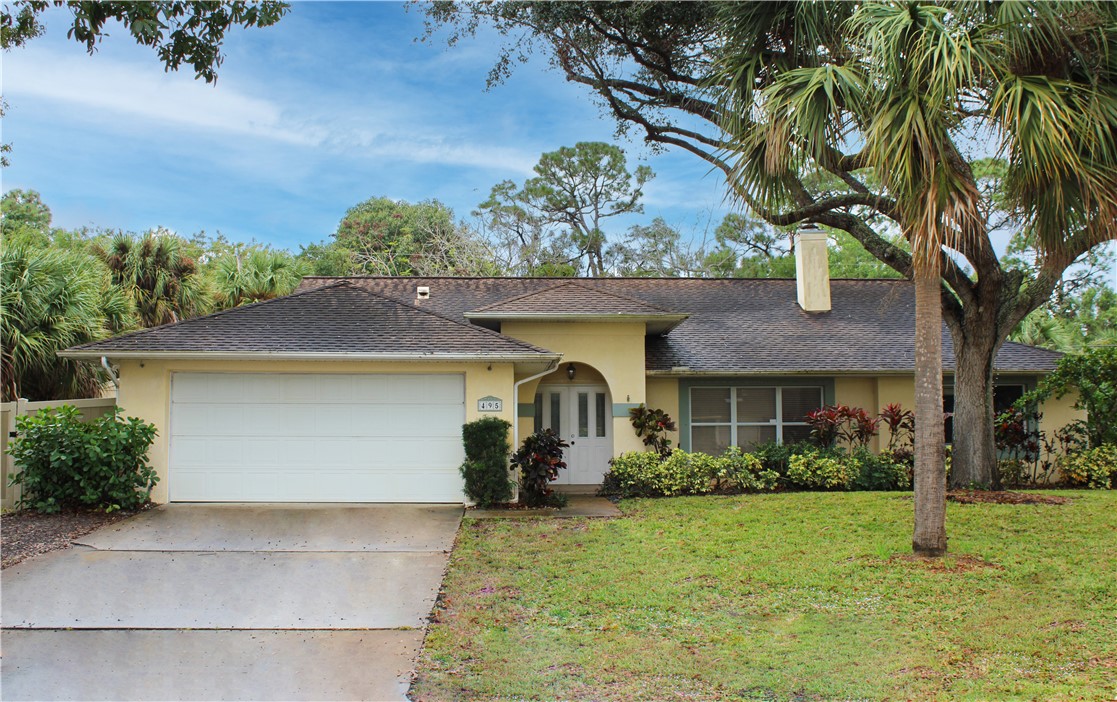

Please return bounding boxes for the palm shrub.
[7,406,158,512]
[510,429,568,507]
[1,244,133,401]
[459,417,512,507]
[209,248,309,309]
[92,230,208,327]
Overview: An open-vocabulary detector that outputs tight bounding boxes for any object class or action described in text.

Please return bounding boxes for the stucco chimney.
[795,225,831,312]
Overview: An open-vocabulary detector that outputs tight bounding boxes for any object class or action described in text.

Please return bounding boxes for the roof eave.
[59,350,563,363]
[465,312,689,335]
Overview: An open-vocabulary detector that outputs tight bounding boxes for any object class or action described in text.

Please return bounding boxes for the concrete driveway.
[1,503,463,701]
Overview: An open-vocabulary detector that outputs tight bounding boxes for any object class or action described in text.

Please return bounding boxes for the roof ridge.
[571,280,677,313]
[335,282,554,355]
[469,280,572,313]
[470,279,675,314]
[68,281,352,351]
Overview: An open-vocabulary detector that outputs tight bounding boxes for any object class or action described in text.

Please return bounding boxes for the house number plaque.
[477,396,503,412]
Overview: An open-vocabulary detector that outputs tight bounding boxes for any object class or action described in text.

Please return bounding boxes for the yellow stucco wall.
[1037,391,1083,436]
[645,377,681,449]
[502,321,648,456]
[834,376,881,451]
[115,358,516,503]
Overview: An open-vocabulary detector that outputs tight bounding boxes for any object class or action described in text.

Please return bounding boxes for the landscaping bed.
[413,491,1117,701]
[1,505,150,569]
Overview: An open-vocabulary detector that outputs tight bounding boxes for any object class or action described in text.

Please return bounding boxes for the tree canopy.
[1,1,288,83]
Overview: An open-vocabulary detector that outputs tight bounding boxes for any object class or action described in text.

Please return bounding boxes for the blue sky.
[1,2,734,252]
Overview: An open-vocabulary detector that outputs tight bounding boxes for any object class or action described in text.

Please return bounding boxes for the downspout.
[101,356,119,406]
[512,359,560,450]
[509,359,559,505]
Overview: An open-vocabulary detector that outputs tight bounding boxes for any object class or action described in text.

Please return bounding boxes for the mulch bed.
[947,490,1071,506]
[1,504,152,569]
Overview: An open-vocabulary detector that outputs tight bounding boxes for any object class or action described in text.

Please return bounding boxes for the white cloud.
[2,44,540,176]
[3,46,323,146]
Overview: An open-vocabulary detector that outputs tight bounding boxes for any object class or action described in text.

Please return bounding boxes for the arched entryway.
[531,362,613,488]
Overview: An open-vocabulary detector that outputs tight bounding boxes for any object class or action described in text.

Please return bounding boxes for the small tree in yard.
[510,430,568,507]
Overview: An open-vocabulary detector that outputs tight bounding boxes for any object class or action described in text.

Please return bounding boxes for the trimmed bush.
[851,448,912,491]
[7,405,158,513]
[459,417,513,507]
[786,450,857,490]
[604,448,779,498]
[718,447,779,492]
[1060,445,1117,489]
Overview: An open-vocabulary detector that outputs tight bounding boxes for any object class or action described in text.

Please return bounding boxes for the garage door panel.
[170,372,467,502]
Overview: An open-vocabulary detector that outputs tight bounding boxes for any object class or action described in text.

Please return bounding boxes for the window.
[533,393,543,434]
[690,386,823,454]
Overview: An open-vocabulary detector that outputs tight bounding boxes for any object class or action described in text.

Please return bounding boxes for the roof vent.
[416,286,430,301]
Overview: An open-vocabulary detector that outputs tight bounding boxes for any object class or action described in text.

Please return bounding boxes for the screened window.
[690,386,823,454]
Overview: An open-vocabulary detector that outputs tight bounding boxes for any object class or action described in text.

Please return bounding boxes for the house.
[60,231,1079,503]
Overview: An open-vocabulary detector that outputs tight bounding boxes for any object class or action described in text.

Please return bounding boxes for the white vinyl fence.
[1,398,117,510]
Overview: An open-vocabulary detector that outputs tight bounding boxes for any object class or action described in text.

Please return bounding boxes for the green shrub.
[751,441,817,481]
[851,448,912,491]
[510,429,568,507]
[603,449,717,498]
[8,405,158,513]
[786,450,857,490]
[459,417,513,507]
[718,447,779,492]
[1060,445,1117,489]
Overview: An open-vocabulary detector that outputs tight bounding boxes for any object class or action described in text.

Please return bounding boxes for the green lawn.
[412,492,1117,701]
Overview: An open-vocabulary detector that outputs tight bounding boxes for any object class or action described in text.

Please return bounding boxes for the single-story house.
[60,232,1079,503]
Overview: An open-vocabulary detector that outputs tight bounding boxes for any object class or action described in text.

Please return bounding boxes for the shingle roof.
[298,276,1064,374]
[64,281,555,357]
[470,280,675,316]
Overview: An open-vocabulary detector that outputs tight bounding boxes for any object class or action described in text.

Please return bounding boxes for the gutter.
[510,357,561,505]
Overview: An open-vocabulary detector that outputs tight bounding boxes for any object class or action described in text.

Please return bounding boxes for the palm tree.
[208,247,309,310]
[1,245,133,401]
[92,230,208,327]
[715,1,1117,555]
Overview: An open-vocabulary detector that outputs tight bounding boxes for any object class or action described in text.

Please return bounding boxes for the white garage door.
[169,372,466,502]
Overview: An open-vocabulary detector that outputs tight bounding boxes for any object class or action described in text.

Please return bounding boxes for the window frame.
[687,384,825,452]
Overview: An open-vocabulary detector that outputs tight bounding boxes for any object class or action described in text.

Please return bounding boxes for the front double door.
[535,385,612,485]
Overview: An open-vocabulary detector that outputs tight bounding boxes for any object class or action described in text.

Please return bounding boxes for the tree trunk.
[949,330,1000,489]
[913,268,948,557]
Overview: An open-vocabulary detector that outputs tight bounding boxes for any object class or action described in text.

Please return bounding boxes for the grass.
[412,492,1117,701]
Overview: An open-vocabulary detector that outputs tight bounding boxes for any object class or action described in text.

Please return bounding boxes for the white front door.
[536,385,612,484]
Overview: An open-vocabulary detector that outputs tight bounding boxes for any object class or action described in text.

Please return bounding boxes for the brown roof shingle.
[65,281,555,357]
[297,276,1063,374]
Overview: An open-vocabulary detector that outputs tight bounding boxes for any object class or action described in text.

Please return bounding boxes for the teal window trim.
[679,377,835,452]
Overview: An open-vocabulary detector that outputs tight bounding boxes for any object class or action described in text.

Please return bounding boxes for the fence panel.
[1,398,117,510]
